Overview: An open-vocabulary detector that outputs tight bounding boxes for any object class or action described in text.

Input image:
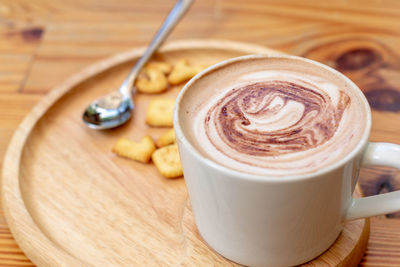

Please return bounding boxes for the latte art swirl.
[205,81,350,159]
[187,59,367,176]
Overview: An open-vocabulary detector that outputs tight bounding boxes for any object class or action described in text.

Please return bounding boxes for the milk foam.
[183,57,367,176]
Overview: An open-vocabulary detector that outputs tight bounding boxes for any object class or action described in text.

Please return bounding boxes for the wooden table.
[1,0,400,266]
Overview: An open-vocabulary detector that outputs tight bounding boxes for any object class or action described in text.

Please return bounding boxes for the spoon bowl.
[82,91,134,130]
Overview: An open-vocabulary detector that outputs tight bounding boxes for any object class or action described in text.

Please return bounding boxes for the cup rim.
[173,54,372,183]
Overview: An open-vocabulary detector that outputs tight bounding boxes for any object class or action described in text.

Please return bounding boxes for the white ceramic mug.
[173,55,400,266]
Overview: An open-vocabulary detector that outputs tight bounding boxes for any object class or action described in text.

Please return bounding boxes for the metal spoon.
[83,0,193,129]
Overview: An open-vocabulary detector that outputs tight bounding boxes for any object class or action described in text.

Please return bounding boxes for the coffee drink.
[178,56,368,176]
[174,54,400,266]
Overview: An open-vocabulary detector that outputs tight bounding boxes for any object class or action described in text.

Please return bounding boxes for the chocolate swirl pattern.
[190,65,367,176]
[205,81,351,159]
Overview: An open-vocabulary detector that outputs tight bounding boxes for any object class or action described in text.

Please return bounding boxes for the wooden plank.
[0,0,399,266]
[221,1,400,32]
[0,55,32,93]
[361,218,400,266]
[0,93,42,160]
[0,92,41,266]
[0,24,44,93]
[0,216,34,267]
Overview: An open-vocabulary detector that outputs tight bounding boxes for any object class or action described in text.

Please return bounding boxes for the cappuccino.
[178,56,368,176]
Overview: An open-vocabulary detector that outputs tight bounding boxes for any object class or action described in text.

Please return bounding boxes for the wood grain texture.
[0,0,400,266]
[361,218,400,266]
[1,41,369,266]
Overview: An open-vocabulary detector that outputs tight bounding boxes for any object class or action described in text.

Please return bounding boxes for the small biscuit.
[156,128,176,147]
[136,67,168,94]
[112,136,156,163]
[168,59,204,85]
[145,98,175,127]
[152,144,183,178]
[146,61,172,74]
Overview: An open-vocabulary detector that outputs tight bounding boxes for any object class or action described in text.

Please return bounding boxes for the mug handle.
[346,142,400,221]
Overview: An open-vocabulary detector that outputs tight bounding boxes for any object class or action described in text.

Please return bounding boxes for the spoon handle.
[120,0,194,95]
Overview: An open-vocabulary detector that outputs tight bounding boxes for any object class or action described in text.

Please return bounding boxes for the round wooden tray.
[1,40,369,266]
